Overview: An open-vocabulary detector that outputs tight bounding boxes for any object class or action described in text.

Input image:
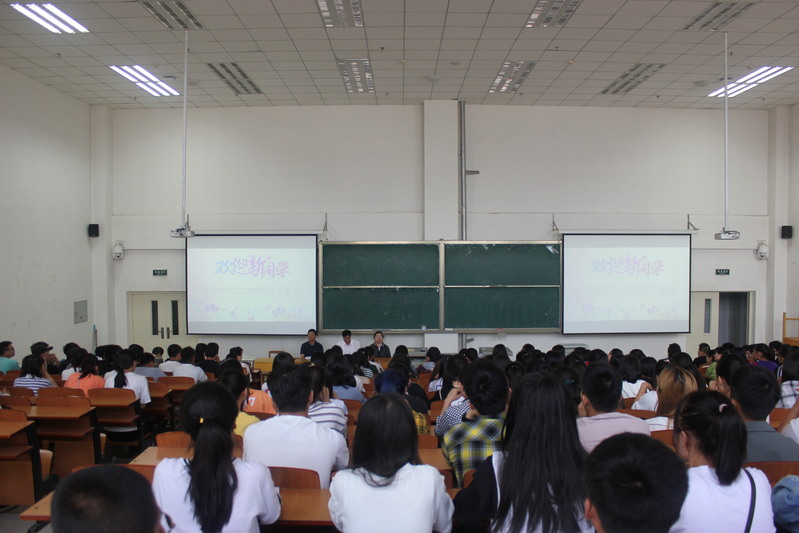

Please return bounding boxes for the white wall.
[97,101,784,358]
[0,64,93,361]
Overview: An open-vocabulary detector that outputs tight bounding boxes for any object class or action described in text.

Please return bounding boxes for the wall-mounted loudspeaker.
[781,225,793,239]
[88,224,99,237]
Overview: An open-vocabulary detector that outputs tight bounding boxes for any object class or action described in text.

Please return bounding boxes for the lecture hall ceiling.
[0,0,798,109]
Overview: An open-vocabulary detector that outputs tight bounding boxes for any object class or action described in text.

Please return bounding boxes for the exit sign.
[715,269,730,275]
[153,269,168,276]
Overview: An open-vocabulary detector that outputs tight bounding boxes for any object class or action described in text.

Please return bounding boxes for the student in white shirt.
[103,350,151,440]
[158,343,182,373]
[336,329,360,355]
[329,393,453,533]
[173,346,208,383]
[669,390,774,532]
[630,367,698,431]
[153,382,280,533]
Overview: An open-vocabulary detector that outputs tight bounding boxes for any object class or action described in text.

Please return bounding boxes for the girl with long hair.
[152,382,280,533]
[454,374,592,533]
[328,393,453,533]
[670,390,773,531]
[639,367,698,431]
[64,353,105,397]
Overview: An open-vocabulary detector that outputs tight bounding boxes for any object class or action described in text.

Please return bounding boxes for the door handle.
[159,327,165,339]
[166,327,172,339]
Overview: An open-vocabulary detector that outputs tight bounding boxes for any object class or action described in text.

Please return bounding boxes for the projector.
[714,230,741,240]
[170,225,195,238]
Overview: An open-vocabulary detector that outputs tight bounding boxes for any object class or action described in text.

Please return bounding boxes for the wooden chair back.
[746,462,799,486]
[156,431,192,448]
[429,399,445,420]
[37,396,91,409]
[650,429,675,450]
[0,408,27,422]
[418,433,439,449]
[158,376,195,405]
[3,370,21,379]
[88,388,144,452]
[268,466,321,489]
[144,380,175,431]
[9,387,34,398]
[462,469,477,488]
[617,408,657,419]
[621,397,636,409]
[0,395,31,409]
[342,399,363,420]
[770,408,791,429]
[88,388,136,402]
[38,387,85,399]
[205,372,216,382]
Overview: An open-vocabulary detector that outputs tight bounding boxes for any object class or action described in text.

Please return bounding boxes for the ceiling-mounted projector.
[170,215,196,238]
[714,230,740,240]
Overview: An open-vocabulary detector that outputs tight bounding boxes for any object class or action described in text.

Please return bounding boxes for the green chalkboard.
[444,287,560,329]
[322,288,440,330]
[323,244,439,286]
[445,243,560,286]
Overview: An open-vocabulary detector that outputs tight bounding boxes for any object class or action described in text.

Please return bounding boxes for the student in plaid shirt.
[441,359,508,487]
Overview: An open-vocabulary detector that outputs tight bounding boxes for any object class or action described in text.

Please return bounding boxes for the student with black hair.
[753,342,778,373]
[670,352,707,391]
[619,354,647,398]
[59,344,83,380]
[441,359,508,487]
[158,343,182,373]
[327,352,365,403]
[328,393,453,533]
[454,374,592,532]
[263,351,295,392]
[64,353,105,397]
[197,342,220,376]
[694,342,712,366]
[52,465,162,533]
[577,363,649,452]
[173,346,208,383]
[670,390,774,531]
[730,365,799,462]
[375,368,430,435]
[243,364,348,489]
[217,370,260,438]
[153,382,280,532]
[778,350,799,408]
[434,354,471,438]
[14,354,56,394]
[307,363,348,437]
[134,352,167,381]
[103,349,151,441]
[417,346,442,375]
[0,340,19,373]
[709,351,745,398]
[584,433,688,533]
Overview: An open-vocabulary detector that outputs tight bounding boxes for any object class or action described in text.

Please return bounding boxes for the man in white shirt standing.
[336,329,360,356]
[172,347,208,383]
[244,364,348,489]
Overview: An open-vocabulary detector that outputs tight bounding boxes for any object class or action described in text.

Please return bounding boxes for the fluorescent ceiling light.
[683,2,755,31]
[526,0,583,28]
[601,63,666,95]
[110,65,180,97]
[11,3,89,33]
[139,1,203,30]
[317,0,363,27]
[489,60,536,93]
[707,66,794,98]
[207,63,262,95]
[337,59,374,93]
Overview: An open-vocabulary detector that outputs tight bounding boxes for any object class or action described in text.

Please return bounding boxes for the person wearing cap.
[0,341,19,373]
[31,341,61,375]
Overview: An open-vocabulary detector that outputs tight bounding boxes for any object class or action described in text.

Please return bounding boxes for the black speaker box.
[781,225,793,239]
[88,224,100,237]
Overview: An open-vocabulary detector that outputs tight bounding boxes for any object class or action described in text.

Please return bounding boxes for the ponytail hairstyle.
[78,353,98,379]
[181,382,238,533]
[113,350,134,389]
[673,390,746,485]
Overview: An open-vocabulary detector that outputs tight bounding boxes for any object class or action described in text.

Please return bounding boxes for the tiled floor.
[0,506,51,533]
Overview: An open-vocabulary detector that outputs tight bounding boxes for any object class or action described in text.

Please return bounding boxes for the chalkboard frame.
[319,240,561,333]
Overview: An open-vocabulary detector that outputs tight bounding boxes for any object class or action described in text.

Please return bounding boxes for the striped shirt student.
[13,354,56,395]
[308,399,348,437]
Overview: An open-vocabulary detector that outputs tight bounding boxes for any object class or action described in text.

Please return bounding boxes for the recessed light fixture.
[337,59,374,93]
[489,60,536,93]
[139,1,203,30]
[601,63,666,95]
[526,0,582,28]
[683,2,754,31]
[110,65,180,97]
[207,63,262,95]
[708,65,794,97]
[317,0,363,27]
[11,3,89,33]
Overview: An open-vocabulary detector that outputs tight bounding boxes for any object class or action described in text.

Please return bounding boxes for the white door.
[129,292,198,352]
[685,291,720,353]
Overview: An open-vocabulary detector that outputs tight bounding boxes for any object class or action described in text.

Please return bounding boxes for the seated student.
[619,354,648,398]
[391,346,417,378]
[153,382,280,532]
[778,350,799,408]
[631,367,698,431]
[584,433,688,533]
[434,355,471,438]
[96,344,120,376]
[708,351,745,397]
[59,345,83,381]
[151,346,164,360]
[31,341,61,376]
[243,364,348,489]
[104,350,151,441]
[441,359,508,487]
[52,464,162,533]
[375,369,430,434]
[576,363,650,452]
[158,343,182,373]
[224,346,251,379]
[14,354,56,394]
[670,390,774,532]
[670,352,707,391]
[753,342,779,373]
[65,353,105,397]
[385,361,429,413]
[328,393,453,533]
[261,351,295,394]
[454,374,593,532]
[327,352,366,403]
[416,346,442,375]
[337,329,360,355]
[307,364,348,437]
[703,346,727,382]
[215,359,276,416]
[300,328,324,359]
[133,352,167,381]
[173,347,208,383]
[730,364,799,462]
[352,349,374,380]
[694,342,712,366]
[196,342,221,377]
[217,370,260,438]
[0,340,20,373]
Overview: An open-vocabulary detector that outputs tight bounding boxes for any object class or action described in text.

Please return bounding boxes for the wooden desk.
[22,405,100,477]
[130,446,190,466]
[0,419,43,505]
[0,420,34,439]
[418,448,451,472]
